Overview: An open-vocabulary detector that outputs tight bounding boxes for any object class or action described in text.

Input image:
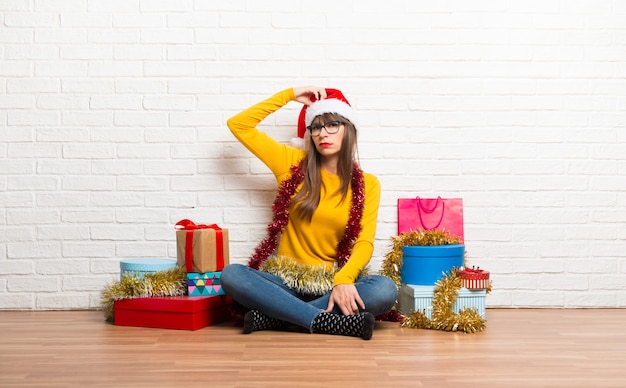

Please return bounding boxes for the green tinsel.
[380,229,488,334]
[101,267,187,322]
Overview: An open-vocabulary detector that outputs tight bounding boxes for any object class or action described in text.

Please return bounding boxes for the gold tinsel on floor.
[101,267,187,322]
[380,230,488,334]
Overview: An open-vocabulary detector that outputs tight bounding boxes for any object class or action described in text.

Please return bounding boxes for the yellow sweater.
[227,88,381,286]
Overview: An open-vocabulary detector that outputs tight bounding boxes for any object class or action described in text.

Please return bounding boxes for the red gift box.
[458,267,490,290]
[114,295,231,331]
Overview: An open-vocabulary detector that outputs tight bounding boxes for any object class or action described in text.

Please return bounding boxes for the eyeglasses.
[307,120,343,136]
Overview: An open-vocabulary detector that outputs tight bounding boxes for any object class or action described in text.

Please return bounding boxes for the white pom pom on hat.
[290,88,358,149]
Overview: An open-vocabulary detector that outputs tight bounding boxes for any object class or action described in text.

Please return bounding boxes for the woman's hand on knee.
[326,284,365,315]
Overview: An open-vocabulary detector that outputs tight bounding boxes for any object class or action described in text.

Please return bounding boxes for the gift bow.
[462,267,485,274]
[459,266,489,280]
[175,219,225,272]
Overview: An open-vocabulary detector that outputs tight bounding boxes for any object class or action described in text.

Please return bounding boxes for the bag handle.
[417,196,441,213]
[416,196,445,230]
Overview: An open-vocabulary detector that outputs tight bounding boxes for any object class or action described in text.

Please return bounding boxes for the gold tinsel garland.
[259,255,370,296]
[260,256,338,296]
[379,229,489,334]
[101,267,187,322]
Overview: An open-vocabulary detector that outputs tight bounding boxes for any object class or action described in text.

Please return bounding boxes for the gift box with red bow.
[175,219,229,273]
[458,267,490,290]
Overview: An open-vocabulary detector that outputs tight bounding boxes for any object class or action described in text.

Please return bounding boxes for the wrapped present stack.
[380,229,492,332]
[108,219,232,331]
[397,260,490,333]
[398,264,490,322]
[175,219,229,297]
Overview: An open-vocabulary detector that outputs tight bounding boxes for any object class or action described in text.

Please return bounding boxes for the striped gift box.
[458,268,490,290]
[398,284,486,320]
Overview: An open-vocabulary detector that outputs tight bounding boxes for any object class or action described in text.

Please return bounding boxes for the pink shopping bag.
[397,196,464,242]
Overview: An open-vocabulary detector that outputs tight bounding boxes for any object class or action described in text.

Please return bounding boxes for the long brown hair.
[292,113,359,222]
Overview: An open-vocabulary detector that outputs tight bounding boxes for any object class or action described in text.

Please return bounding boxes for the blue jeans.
[220,263,398,331]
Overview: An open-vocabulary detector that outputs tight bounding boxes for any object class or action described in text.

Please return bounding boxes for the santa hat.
[291,88,359,148]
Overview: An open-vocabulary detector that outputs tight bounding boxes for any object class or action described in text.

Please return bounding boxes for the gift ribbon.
[459,267,489,279]
[175,219,225,272]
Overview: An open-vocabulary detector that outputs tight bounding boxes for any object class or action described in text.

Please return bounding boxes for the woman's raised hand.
[293,86,327,106]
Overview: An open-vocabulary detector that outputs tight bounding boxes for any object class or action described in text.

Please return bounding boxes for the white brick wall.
[1,1,625,310]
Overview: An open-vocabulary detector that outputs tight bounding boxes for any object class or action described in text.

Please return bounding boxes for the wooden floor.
[1,309,626,387]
